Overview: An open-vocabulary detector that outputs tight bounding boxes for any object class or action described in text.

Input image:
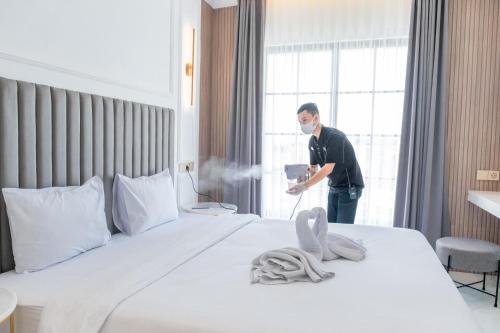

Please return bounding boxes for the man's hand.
[303,163,335,189]
[308,165,318,177]
[286,182,307,196]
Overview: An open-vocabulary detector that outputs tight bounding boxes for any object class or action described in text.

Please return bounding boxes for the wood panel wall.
[447,0,500,243]
[199,1,236,201]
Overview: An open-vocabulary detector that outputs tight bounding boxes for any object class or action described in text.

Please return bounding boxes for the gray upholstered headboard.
[0,76,175,272]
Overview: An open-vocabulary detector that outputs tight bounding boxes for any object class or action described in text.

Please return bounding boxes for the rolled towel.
[295,207,366,261]
[327,233,366,261]
[251,247,335,284]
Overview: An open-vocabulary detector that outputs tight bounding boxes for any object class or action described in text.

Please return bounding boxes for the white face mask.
[300,121,316,135]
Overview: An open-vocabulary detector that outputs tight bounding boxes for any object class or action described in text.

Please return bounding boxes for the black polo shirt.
[309,126,364,189]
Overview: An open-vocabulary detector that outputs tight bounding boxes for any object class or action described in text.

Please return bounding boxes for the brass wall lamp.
[185,28,195,106]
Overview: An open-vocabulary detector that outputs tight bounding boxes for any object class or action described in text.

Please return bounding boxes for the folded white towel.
[251,247,335,284]
[327,233,367,262]
[295,207,366,262]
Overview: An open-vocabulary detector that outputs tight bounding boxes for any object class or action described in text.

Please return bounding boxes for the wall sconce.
[185,28,195,106]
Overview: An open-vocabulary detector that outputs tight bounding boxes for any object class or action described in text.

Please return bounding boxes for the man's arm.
[286,163,334,195]
[305,163,335,188]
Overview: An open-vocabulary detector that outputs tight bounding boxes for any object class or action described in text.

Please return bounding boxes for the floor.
[451,271,500,333]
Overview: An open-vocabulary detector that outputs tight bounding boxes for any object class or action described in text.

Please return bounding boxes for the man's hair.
[297,102,319,116]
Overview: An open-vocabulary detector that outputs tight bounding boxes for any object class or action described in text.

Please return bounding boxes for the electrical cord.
[186,167,235,211]
[289,192,304,221]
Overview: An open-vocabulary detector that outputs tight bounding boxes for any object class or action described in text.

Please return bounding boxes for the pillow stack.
[2,177,111,273]
[112,169,178,235]
[2,169,179,273]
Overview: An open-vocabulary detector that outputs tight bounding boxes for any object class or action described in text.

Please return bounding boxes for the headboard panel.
[0,76,175,272]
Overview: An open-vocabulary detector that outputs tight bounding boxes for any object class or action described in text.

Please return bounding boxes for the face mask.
[300,121,316,135]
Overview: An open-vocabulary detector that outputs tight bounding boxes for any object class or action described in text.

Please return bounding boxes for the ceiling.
[204,0,237,9]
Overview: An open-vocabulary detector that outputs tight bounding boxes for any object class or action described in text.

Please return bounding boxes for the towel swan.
[251,207,366,284]
[295,207,366,262]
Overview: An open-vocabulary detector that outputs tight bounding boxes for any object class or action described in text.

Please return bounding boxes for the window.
[262,39,407,226]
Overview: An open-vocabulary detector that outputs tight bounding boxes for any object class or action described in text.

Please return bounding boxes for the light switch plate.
[477,170,489,181]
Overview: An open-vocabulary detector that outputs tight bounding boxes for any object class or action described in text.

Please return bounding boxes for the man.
[287,102,364,224]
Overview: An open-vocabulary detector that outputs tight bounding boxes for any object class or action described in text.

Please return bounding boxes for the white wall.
[0,0,201,206]
[176,0,202,208]
[0,0,178,106]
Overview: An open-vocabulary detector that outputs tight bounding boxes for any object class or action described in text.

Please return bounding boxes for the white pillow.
[2,176,111,273]
[112,169,178,235]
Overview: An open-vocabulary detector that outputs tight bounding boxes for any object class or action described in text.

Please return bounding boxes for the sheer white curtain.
[262,0,411,226]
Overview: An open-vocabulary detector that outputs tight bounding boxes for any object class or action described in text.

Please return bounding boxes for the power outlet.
[489,170,499,181]
[477,170,499,181]
[178,161,195,173]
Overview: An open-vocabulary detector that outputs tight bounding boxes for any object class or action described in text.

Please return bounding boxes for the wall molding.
[0,51,173,99]
[0,0,177,100]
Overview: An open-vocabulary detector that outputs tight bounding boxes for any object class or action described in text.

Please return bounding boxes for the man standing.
[287,103,364,223]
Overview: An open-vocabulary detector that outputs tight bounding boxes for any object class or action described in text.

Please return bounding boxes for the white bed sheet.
[0,212,257,333]
[0,216,481,333]
[100,220,481,333]
[0,230,133,333]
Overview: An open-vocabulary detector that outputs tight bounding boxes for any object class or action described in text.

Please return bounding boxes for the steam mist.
[198,157,262,192]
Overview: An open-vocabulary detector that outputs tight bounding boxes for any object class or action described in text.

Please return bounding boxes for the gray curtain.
[224,0,266,215]
[394,0,450,246]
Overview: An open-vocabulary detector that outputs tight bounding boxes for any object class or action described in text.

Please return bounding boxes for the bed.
[0,212,482,333]
[0,76,481,333]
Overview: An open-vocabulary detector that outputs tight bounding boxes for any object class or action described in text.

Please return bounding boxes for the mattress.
[0,214,481,333]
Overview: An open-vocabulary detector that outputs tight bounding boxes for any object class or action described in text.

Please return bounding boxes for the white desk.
[468,191,500,219]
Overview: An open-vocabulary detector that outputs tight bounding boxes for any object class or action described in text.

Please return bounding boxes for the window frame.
[262,38,408,222]
[264,37,408,132]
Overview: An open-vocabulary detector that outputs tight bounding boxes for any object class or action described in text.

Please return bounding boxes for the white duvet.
[0,214,482,333]
[0,213,257,333]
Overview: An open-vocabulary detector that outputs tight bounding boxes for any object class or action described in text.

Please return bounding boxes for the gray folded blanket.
[251,247,335,285]
[296,207,367,262]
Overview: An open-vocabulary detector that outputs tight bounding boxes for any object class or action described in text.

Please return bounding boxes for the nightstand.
[0,288,16,333]
[183,202,238,216]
